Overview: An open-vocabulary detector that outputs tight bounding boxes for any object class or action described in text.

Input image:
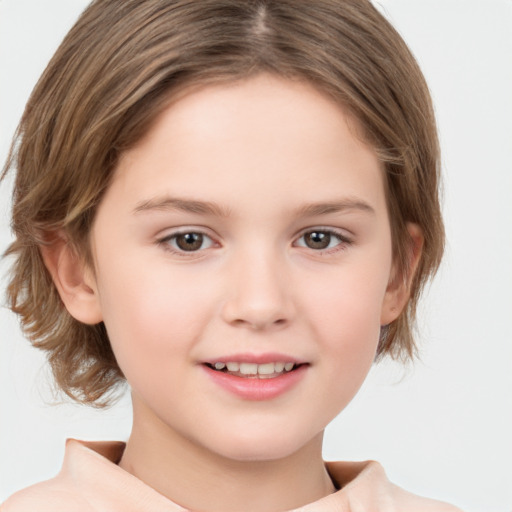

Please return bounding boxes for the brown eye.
[174,233,206,251]
[160,230,215,254]
[303,231,331,249]
[295,230,348,252]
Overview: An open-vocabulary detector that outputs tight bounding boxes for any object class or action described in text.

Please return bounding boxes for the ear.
[380,223,424,325]
[39,233,103,325]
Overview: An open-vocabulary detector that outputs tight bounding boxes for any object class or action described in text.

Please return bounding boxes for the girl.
[1,1,464,510]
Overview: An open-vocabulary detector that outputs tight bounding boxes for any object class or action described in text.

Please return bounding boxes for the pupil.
[176,233,203,251]
[306,231,330,249]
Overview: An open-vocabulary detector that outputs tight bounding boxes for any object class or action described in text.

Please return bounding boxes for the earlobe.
[39,233,103,325]
[380,223,424,326]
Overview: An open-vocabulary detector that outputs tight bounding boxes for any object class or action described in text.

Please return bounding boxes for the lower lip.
[202,365,307,401]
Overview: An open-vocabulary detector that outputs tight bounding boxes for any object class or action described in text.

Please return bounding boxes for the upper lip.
[202,353,308,365]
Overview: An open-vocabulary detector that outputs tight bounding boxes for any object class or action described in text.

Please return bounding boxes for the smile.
[202,356,308,400]
[206,361,298,379]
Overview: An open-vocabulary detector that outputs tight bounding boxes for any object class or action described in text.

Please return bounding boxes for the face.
[83,74,403,461]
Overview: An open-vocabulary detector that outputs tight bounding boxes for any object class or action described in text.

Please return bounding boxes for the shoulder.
[325,460,464,512]
[0,478,92,512]
[0,439,126,512]
[388,483,464,512]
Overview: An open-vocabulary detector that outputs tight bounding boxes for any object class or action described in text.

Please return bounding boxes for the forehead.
[131,74,372,159]
[106,73,387,218]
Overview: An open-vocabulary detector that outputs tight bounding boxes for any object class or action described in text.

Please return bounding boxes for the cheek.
[95,260,215,376]
[301,261,389,390]
[304,263,388,344]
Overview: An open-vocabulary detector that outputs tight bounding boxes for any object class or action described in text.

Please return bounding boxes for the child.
[1,0,463,510]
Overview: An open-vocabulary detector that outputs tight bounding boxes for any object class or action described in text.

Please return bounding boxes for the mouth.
[202,356,308,400]
[204,361,303,379]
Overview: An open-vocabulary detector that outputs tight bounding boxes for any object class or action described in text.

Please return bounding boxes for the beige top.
[1,439,462,512]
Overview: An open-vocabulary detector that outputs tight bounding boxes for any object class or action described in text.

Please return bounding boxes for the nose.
[220,248,294,331]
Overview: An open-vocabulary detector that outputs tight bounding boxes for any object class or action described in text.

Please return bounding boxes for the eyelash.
[157,229,216,256]
[294,228,352,254]
[157,228,352,256]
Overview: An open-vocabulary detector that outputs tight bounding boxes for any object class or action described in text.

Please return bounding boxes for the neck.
[119,395,336,512]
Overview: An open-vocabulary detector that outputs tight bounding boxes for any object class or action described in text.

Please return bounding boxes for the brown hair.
[2,0,444,406]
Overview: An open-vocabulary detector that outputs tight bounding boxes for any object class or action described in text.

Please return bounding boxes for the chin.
[205,427,321,463]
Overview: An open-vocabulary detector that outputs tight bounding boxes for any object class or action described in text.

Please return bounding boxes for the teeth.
[239,363,258,375]
[211,361,297,375]
[257,363,275,375]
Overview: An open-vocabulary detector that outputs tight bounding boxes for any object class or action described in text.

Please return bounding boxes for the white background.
[1,1,511,510]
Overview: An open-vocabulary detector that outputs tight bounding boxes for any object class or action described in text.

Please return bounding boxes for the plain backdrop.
[1,1,511,510]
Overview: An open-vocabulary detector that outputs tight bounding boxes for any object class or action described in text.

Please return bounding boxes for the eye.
[295,229,349,251]
[160,231,215,253]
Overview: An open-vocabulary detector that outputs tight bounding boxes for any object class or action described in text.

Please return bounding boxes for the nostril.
[235,317,288,331]
[221,295,292,330]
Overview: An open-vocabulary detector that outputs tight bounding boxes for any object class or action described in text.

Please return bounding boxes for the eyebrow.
[132,195,374,218]
[132,196,231,217]
[294,198,375,217]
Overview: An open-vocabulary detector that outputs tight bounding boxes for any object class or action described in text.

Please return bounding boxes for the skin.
[44,74,420,512]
